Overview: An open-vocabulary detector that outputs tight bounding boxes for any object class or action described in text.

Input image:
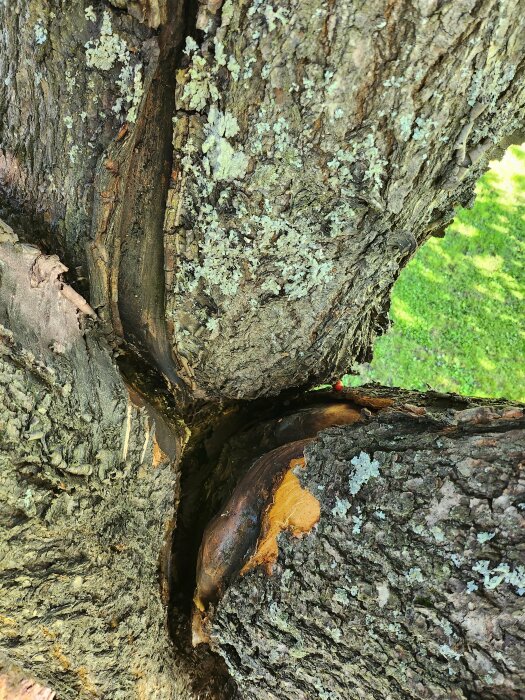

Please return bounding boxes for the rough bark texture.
[0,1,156,268]
[2,2,525,699]
[1,235,524,698]
[0,237,225,699]
[166,0,525,399]
[208,397,525,699]
[0,0,188,394]
[2,1,525,402]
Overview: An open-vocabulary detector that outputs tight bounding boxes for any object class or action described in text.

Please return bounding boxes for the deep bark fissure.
[106,0,186,385]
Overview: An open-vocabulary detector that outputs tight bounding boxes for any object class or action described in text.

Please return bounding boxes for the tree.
[0,0,524,698]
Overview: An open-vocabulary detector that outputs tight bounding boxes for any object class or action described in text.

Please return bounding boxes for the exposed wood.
[1,1,525,404]
[1,1,525,698]
[241,456,320,575]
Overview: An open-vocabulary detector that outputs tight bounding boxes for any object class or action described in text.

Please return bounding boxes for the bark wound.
[192,402,362,646]
[241,456,320,575]
[209,400,525,700]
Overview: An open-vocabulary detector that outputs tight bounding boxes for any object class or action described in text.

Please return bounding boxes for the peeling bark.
[0,238,230,699]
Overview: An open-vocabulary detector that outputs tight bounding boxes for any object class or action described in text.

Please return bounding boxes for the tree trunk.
[204,392,525,699]
[1,0,525,400]
[1,0,525,698]
[0,236,235,699]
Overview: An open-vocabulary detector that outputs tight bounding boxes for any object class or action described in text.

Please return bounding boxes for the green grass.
[345,144,525,402]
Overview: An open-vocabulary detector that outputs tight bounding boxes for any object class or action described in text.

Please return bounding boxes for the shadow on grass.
[347,145,525,402]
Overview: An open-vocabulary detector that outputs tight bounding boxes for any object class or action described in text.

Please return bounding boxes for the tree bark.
[1,0,525,698]
[0,236,235,699]
[205,393,525,699]
[1,234,524,697]
[1,0,525,400]
[160,0,525,398]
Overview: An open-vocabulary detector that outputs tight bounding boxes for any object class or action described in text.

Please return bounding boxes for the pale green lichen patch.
[472,560,525,595]
[202,107,250,182]
[85,5,97,22]
[405,566,424,583]
[179,54,219,111]
[34,20,47,45]
[331,498,350,518]
[349,452,381,495]
[439,643,462,661]
[476,531,496,544]
[85,11,129,71]
[84,10,144,123]
[332,588,350,605]
[351,513,363,534]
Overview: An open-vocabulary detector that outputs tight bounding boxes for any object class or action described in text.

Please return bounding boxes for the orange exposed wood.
[241,457,320,575]
[152,439,165,467]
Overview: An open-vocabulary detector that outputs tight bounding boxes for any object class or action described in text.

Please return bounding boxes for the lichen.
[331,498,350,518]
[439,644,462,661]
[351,514,363,534]
[85,5,96,22]
[69,145,80,163]
[472,560,525,595]
[180,55,219,111]
[201,107,250,182]
[348,452,381,496]
[332,588,350,605]
[263,5,288,32]
[85,11,129,71]
[84,10,144,123]
[449,553,462,568]
[114,64,144,123]
[183,36,199,55]
[405,566,424,583]
[227,55,241,81]
[476,531,496,544]
[466,580,479,594]
[34,21,47,45]
[412,116,438,143]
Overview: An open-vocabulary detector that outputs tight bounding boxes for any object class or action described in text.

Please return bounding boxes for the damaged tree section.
[203,395,525,699]
[0,235,204,700]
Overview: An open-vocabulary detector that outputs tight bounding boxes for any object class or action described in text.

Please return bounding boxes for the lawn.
[345,144,525,402]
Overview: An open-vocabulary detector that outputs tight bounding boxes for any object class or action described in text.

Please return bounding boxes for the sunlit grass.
[345,144,525,402]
